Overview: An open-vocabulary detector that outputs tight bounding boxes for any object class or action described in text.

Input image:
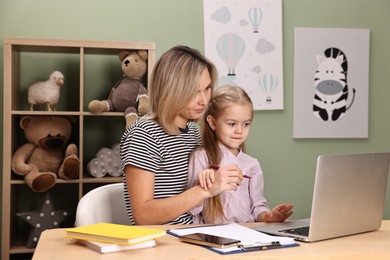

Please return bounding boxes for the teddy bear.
[88,50,150,128]
[11,115,80,192]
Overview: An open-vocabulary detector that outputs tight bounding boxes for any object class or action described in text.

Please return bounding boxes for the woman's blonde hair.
[201,85,254,223]
[148,45,218,135]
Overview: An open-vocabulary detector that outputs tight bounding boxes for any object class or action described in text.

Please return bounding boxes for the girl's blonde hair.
[201,85,254,223]
[148,45,218,135]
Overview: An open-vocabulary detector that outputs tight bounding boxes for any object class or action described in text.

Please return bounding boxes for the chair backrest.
[75,183,130,226]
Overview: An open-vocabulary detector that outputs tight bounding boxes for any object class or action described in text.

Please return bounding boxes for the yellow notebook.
[65,223,166,245]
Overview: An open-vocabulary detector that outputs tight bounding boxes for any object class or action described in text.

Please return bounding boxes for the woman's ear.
[206,115,215,131]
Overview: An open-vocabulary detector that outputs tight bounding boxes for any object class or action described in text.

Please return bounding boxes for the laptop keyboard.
[280,226,310,236]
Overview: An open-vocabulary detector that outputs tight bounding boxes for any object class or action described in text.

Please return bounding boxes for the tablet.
[179,233,241,248]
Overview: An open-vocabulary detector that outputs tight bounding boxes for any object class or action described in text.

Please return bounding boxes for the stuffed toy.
[28,71,65,111]
[11,115,80,192]
[88,50,150,128]
[87,143,121,178]
[17,192,72,248]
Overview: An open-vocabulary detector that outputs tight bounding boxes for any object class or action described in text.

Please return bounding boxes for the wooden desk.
[33,221,390,260]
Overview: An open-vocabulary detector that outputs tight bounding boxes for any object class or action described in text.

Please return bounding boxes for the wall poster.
[293,28,370,138]
[203,0,284,110]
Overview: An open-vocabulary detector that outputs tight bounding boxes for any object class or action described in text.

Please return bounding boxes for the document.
[168,223,299,254]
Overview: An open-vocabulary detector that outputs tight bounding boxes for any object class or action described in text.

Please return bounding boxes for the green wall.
[1,0,389,234]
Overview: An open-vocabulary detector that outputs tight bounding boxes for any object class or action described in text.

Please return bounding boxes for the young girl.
[187,85,293,224]
[120,47,244,225]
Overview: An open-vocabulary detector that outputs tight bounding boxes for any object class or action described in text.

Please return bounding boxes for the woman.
[120,46,244,225]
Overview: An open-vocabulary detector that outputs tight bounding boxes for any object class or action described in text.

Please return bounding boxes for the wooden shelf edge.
[10,178,122,184]
[3,36,156,50]
[11,111,125,116]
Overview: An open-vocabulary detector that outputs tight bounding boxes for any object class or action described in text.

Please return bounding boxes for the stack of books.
[65,222,166,254]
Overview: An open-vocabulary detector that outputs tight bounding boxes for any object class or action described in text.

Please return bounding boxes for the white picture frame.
[293,28,370,138]
[203,0,284,110]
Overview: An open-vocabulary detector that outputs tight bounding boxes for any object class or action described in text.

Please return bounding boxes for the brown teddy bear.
[11,116,80,192]
[88,50,150,128]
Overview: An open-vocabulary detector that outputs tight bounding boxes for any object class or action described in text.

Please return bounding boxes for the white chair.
[75,183,130,226]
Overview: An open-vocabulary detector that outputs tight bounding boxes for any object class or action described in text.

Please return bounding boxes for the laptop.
[253,152,390,242]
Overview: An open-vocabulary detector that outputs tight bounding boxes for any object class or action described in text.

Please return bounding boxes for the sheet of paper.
[169,223,296,254]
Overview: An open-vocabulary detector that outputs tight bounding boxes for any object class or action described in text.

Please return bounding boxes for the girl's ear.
[206,115,216,131]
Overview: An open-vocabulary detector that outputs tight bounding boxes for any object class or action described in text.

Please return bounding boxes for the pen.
[208,165,251,179]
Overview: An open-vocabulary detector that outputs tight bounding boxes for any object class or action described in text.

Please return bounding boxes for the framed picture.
[293,28,370,138]
[203,0,284,110]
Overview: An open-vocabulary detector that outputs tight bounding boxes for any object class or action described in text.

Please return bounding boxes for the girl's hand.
[260,204,294,223]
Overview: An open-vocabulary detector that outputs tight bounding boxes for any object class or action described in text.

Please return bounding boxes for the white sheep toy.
[28,71,65,111]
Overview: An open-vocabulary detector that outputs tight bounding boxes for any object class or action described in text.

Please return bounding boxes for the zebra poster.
[293,28,370,138]
[203,0,283,110]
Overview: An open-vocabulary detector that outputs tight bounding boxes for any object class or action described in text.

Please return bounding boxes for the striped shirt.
[120,117,201,225]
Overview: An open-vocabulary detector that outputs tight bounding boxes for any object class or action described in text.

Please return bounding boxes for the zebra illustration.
[313,47,356,121]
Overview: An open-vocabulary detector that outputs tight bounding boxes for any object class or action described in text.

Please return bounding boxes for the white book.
[75,239,156,254]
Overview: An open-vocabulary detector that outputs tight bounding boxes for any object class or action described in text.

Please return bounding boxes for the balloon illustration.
[216,33,246,76]
[258,73,278,103]
[248,7,263,33]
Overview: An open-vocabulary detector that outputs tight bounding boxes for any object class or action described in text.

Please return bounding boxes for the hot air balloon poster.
[203,0,283,110]
[293,28,370,138]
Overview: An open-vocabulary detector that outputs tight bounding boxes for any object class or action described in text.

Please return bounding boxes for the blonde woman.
[120,46,244,225]
[188,85,293,224]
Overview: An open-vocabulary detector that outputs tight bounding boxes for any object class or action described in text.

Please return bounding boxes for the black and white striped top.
[120,117,201,225]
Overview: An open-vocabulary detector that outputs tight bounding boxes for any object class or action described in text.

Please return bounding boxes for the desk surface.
[33,221,390,260]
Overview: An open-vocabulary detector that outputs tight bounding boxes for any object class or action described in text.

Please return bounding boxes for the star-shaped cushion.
[16,192,73,248]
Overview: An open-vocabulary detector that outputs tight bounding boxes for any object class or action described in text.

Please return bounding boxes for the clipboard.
[168,223,299,255]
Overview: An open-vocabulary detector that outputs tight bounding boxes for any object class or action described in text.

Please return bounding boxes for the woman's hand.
[206,165,243,196]
[198,169,215,190]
